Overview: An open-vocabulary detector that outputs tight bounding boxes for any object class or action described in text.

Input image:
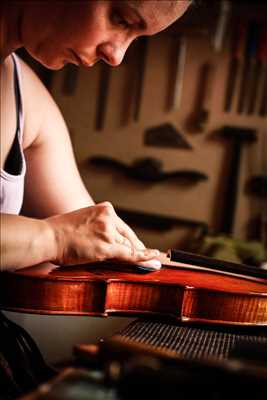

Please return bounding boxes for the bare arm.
[21,60,94,218]
[0,213,55,271]
[1,203,160,271]
[1,60,160,271]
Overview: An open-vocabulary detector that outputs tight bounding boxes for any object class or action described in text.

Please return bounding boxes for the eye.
[111,9,131,29]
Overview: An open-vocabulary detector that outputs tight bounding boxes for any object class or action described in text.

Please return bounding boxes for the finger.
[116,217,146,250]
[97,202,145,250]
[115,234,132,248]
[108,244,160,266]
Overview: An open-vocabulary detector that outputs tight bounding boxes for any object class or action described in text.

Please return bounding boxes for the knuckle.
[95,218,109,232]
[95,220,114,242]
[100,230,113,243]
[98,201,114,214]
[102,201,113,208]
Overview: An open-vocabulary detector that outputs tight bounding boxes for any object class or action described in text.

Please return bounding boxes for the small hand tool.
[224,22,247,112]
[89,155,208,184]
[246,130,267,249]
[218,126,257,235]
[188,62,215,132]
[61,64,79,96]
[237,21,260,114]
[167,36,187,111]
[244,23,262,114]
[247,27,267,114]
[133,37,148,121]
[258,27,267,117]
[144,123,192,149]
[116,207,208,232]
[212,0,232,53]
[246,175,267,197]
[259,69,267,117]
[95,63,112,131]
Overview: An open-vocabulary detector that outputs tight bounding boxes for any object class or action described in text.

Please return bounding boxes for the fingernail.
[148,259,162,269]
[137,259,162,271]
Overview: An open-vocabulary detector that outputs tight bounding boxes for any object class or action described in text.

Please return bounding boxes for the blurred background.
[12,1,267,364]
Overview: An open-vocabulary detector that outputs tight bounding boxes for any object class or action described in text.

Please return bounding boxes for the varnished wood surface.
[0,256,266,326]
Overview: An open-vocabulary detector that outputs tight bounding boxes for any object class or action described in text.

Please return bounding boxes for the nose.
[97,41,130,66]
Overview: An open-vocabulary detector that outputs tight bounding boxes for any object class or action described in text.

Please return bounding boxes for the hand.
[46,201,160,268]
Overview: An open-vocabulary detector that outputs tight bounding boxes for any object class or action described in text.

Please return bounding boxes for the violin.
[0,252,266,327]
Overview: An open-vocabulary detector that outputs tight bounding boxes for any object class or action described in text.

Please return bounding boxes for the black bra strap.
[11,54,22,135]
[3,55,24,175]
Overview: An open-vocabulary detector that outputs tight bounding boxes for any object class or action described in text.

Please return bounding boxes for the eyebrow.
[126,4,148,31]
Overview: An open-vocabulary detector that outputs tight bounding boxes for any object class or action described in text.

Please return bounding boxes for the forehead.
[125,0,191,34]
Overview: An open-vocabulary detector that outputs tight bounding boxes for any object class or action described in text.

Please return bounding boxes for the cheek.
[22,27,69,69]
[73,29,103,51]
[69,3,110,50]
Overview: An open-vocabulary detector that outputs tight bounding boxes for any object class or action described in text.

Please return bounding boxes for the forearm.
[1,204,161,273]
[0,213,56,272]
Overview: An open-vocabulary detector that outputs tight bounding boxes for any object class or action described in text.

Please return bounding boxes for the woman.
[0,1,190,397]
[0,0,190,272]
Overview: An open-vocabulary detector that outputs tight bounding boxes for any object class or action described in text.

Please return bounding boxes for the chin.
[31,53,66,70]
[40,59,66,70]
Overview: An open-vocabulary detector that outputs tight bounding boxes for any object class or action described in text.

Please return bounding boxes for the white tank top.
[0,53,26,215]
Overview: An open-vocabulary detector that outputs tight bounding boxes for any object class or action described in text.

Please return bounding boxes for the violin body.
[0,257,266,327]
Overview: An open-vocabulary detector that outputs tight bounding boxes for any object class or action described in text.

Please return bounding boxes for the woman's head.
[16,0,191,69]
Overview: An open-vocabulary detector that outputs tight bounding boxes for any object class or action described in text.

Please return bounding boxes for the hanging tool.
[259,70,267,117]
[237,21,260,114]
[246,175,267,197]
[166,36,187,111]
[187,62,216,132]
[116,207,208,232]
[218,126,257,235]
[89,155,208,184]
[243,22,262,114]
[144,123,192,149]
[61,64,79,96]
[212,1,232,53]
[224,21,247,112]
[133,37,148,121]
[95,63,112,131]
[258,27,267,117]
[246,129,267,249]
[247,25,267,114]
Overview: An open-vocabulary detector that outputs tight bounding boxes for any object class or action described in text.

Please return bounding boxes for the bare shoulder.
[18,56,60,148]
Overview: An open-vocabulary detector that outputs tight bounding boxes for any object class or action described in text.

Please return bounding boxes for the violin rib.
[0,261,266,326]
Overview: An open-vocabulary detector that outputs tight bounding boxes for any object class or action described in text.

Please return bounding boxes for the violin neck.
[168,249,267,281]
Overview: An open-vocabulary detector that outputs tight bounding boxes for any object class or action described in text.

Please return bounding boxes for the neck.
[0,2,23,62]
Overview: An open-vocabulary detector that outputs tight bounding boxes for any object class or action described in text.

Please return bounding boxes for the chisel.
[133,37,148,121]
[259,70,267,117]
[224,22,246,112]
[191,62,215,132]
[61,64,79,96]
[258,26,267,117]
[168,36,187,111]
[244,23,262,114]
[237,21,259,114]
[246,24,264,114]
[95,63,111,131]
[212,0,231,53]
